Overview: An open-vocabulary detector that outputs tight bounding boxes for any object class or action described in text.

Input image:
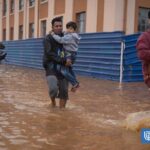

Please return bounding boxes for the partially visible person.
[136,11,150,88]
[43,17,71,108]
[51,21,80,91]
[0,42,7,61]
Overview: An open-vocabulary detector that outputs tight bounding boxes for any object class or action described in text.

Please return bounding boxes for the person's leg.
[60,66,78,86]
[68,67,80,91]
[47,75,58,107]
[59,99,67,109]
[58,78,69,108]
[69,67,78,82]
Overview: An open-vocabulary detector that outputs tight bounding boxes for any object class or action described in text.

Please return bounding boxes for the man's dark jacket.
[0,42,7,61]
[43,34,66,78]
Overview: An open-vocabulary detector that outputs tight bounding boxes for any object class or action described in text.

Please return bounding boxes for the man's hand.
[65,59,72,66]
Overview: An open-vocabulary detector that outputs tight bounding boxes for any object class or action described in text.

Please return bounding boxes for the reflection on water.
[0,64,150,150]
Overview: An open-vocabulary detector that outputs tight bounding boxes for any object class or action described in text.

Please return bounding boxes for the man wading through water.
[43,17,72,108]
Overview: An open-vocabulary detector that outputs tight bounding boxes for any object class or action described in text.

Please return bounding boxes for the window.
[10,0,14,13]
[19,25,23,39]
[40,0,47,3]
[41,20,47,37]
[10,27,14,40]
[29,23,34,38]
[76,12,86,33]
[19,0,24,10]
[3,0,7,16]
[3,29,6,41]
[29,0,35,7]
[138,7,150,32]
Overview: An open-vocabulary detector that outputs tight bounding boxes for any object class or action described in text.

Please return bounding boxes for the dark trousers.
[58,65,78,86]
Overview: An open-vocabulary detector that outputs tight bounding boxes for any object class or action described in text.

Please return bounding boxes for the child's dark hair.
[51,17,62,26]
[66,21,77,31]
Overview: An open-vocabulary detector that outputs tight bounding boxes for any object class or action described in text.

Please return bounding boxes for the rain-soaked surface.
[0,64,150,150]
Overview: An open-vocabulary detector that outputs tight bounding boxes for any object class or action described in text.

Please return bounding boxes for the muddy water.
[0,64,150,150]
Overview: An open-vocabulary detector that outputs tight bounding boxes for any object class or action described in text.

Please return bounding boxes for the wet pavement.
[0,64,150,150]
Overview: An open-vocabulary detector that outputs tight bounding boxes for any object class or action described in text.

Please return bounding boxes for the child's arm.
[51,32,73,44]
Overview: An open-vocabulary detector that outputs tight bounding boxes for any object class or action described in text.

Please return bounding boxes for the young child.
[51,21,80,91]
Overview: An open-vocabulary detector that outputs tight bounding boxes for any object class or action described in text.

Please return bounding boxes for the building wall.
[0,0,2,40]
[103,0,125,32]
[123,0,128,32]
[19,12,24,25]
[9,15,14,27]
[54,0,65,15]
[73,0,87,21]
[29,7,34,23]
[39,0,48,19]
[126,0,136,34]
[63,0,73,32]
[0,0,150,41]
[2,18,6,29]
[97,0,104,32]
[86,0,98,32]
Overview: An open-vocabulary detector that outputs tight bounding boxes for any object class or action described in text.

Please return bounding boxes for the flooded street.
[0,64,150,150]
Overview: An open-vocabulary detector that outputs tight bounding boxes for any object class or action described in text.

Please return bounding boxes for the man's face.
[52,21,63,34]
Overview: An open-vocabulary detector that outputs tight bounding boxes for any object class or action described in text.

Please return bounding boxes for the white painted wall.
[126,0,136,34]
[34,0,38,38]
[103,0,124,32]
[86,0,98,32]
[63,0,73,30]
[47,0,55,33]
[23,0,29,39]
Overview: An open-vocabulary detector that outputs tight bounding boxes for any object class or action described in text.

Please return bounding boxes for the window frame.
[3,0,7,16]
[29,0,35,7]
[29,23,34,38]
[76,12,86,33]
[19,25,23,40]
[10,27,14,40]
[138,7,150,32]
[40,19,47,37]
[10,0,14,14]
[40,0,48,4]
[19,0,24,11]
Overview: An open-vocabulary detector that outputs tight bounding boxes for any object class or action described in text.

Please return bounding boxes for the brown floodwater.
[0,64,150,150]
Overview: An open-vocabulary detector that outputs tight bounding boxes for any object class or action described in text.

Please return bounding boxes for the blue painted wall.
[2,31,142,82]
[123,33,142,82]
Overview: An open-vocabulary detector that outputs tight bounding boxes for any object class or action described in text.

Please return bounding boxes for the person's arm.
[51,33,73,44]
[43,35,66,64]
[136,33,150,62]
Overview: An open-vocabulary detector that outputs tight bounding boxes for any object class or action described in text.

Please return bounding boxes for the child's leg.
[65,51,77,64]
[60,66,79,86]
[69,67,77,81]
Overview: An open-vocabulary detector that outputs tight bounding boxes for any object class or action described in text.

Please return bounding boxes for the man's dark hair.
[51,17,62,26]
[148,11,150,19]
[66,21,77,31]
